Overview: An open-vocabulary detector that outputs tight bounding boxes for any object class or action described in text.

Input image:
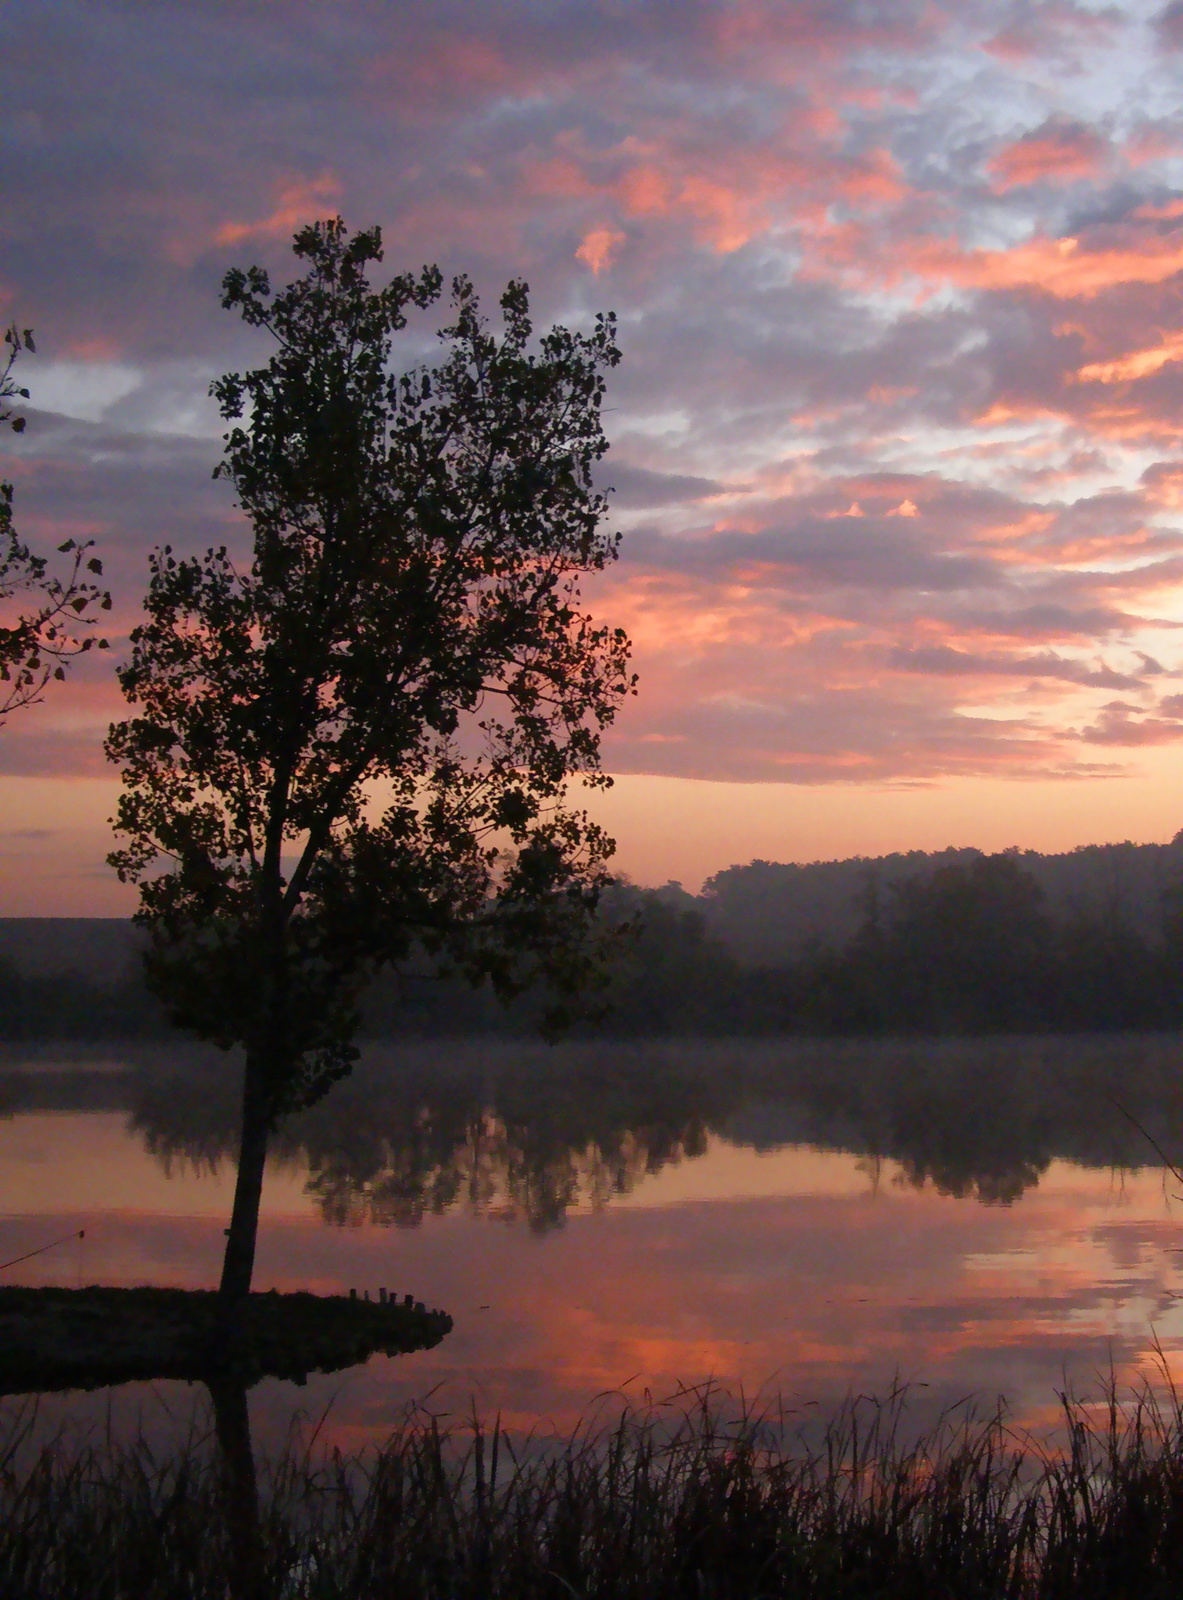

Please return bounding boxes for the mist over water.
[4,1036,1183,1450]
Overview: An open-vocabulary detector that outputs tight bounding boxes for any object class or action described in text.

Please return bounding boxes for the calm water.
[4,1035,1183,1450]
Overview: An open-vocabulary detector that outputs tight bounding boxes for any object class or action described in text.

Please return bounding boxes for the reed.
[4,1383,1183,1598]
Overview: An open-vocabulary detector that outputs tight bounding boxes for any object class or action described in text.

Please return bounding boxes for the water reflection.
[114,1036,1183,1223]
[207,1376,265,1600]
[5,1036,1183,1443]
[13,1362,276,1600]
[126,1042,726,1231]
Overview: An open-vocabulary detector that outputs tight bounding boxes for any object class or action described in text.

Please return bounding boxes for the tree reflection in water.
[303,1112,712,1233]
[131,1042,726,1232]
[206,1375,265,1600]
[124,1036,1183,1224]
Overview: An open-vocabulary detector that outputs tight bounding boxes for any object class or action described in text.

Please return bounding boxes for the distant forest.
[6,834,1183,1038]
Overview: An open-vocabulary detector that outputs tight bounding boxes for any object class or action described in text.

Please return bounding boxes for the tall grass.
[5,1383,1183,1598]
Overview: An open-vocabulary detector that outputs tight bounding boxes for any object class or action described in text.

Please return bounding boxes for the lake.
[4,1035,1183,1451]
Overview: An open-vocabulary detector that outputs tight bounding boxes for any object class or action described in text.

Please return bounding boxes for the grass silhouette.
[5,1381,1183,1597]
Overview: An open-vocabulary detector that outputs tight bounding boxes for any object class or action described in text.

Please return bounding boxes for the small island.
[0,1284,452,1395]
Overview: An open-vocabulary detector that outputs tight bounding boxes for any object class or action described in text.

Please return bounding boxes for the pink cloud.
[988,118,1107,192]
[1078,701,1183,746]
[910,230,1183,299]
[215,174,342,247]
[576,226,626,274]
[1073,331,1183,384]
[13,0,1183,819]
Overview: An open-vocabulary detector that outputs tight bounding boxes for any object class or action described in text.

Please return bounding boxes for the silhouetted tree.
[885,854,1051,1029]
[594,883,744,1034]
[106,219,634,1308]
[0,326,109,722]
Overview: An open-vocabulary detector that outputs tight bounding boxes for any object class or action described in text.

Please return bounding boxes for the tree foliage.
[0,326,110,723]
[107,220,634,1174]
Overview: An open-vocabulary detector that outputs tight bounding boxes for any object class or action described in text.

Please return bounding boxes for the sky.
[6,0,1183,910]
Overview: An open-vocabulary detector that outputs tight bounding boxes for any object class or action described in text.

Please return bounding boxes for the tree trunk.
[219,1055,270,1309]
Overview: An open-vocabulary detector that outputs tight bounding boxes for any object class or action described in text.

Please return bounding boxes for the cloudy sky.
[6,0,1183,909]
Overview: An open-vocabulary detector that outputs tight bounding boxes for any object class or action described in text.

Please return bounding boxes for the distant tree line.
[0,955,169,1039]
[7,846,1183,1038]
[360,848,1183,1034]
[595,854,1183,1034]
[770,852,1183,1034]
[697,835,1183,963]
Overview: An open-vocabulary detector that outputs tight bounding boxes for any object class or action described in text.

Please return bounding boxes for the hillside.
[696,835,1183,965]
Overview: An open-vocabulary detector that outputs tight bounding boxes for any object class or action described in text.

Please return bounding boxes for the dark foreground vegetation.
[7,1387,1183,1598]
